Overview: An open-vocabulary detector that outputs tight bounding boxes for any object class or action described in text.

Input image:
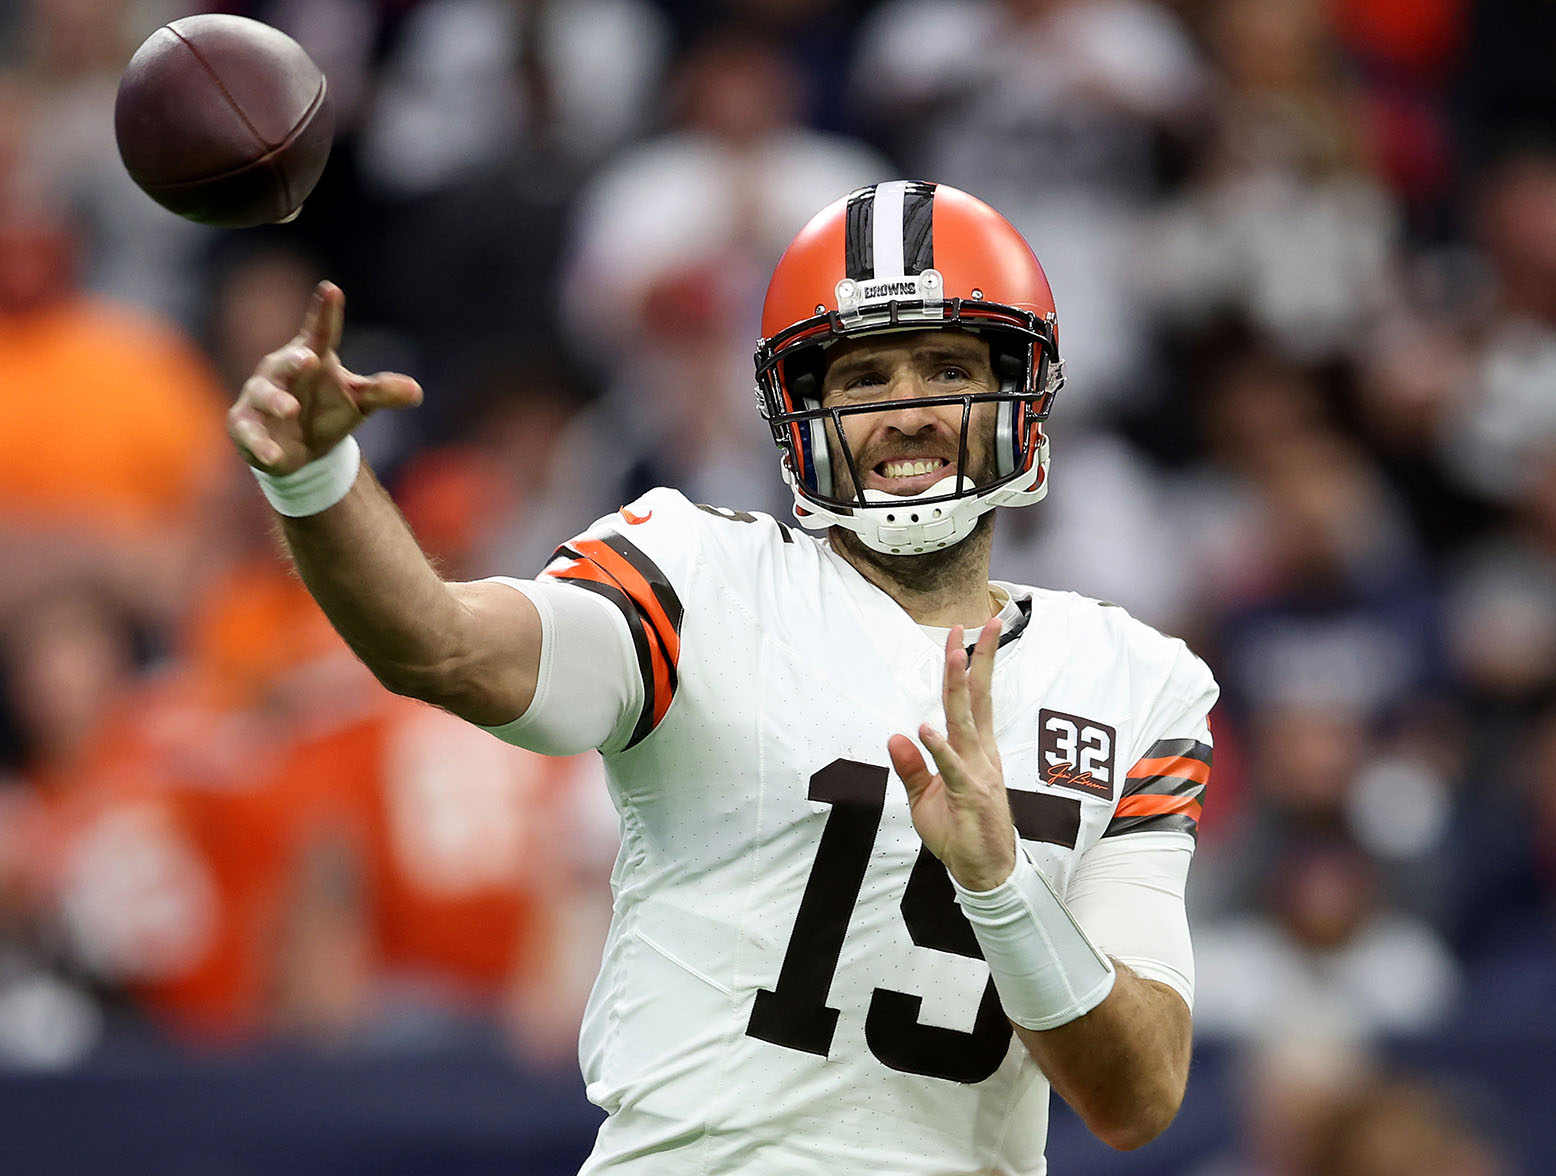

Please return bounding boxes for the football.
[114,14,334,228]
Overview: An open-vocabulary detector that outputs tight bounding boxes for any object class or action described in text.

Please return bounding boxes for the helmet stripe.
[872,181,906,277]
[901,181,936,274]
[863,180,939,280]
[844,185,875,280]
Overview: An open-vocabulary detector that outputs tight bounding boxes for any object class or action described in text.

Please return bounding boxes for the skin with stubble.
[817,329,1003,612]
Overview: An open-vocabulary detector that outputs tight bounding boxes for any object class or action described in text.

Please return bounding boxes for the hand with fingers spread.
[227,280,423,475]
[888,619,1017,893]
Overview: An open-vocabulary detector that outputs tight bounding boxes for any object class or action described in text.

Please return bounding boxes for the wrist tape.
[251,436,361,517]
[952,835,1117,1030]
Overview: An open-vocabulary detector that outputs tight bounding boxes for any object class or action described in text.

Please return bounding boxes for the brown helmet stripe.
[844,184,875,280]
[901,181,936,275]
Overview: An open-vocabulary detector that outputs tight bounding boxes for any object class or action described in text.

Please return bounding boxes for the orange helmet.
[754,181,1064,554]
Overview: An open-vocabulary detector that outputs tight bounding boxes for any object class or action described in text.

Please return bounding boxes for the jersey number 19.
[746,759,1081,1085]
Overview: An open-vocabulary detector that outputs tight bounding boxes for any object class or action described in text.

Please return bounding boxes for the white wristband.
[251,436,362,517]
[953,834,1117,1031]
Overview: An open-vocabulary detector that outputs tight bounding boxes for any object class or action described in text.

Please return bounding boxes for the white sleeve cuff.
[476,577,643,755]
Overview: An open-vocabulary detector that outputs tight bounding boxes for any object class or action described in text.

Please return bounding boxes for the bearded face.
[817,328,1002,505]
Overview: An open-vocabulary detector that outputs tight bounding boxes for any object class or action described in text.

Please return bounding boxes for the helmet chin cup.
[786,433,1051,556]
[859,472,972,508]
[811,475,985,555]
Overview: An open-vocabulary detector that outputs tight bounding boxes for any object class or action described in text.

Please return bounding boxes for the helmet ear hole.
[991,343,1025,395]
[783,352,831,495]
[805,415,832,496]
[789,369,819,404]
[989,341,1027,478]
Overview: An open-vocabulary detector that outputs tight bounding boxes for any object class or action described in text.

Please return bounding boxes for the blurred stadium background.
[0,0,1552,1172]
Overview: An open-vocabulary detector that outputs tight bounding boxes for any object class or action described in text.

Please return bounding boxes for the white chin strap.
[788,435,1052,556]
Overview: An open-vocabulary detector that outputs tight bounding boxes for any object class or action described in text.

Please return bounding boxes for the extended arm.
[227,281,539,725]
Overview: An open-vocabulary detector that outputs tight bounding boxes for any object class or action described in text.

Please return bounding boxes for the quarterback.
[228,181,1217,1174]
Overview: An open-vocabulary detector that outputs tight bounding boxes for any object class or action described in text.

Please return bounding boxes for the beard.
[824,408,1002,590]
[830,507,995,594]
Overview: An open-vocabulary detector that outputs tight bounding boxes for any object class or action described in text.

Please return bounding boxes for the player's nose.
[879,373,944,432]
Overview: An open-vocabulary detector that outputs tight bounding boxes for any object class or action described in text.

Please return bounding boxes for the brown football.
[114,14,333,228]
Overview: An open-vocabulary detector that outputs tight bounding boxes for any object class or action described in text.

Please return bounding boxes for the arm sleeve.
[1065,832,1196,1010]
[475,577,644,755]
[1068,638,1218,1010]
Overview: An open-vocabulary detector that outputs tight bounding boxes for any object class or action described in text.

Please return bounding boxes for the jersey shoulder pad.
[1028,587,1216,696]
[536,490,794,747]
[1052,594,1218,844]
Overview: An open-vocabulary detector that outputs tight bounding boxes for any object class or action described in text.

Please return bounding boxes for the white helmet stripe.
[871,180,907,279]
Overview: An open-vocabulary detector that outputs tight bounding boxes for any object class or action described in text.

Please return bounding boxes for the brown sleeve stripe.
[1135,737,1211,766]
[1106,737,1212,840]
[1102,811,1200,840]
[569,536,683,666]
[597,534,684,650]
[541,535,683,746]
[1122,739,1213,795]
[540,563,661,747]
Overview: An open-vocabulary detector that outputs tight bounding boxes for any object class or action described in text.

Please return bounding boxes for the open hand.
[227,281,422,474]
[888,620,1017,892]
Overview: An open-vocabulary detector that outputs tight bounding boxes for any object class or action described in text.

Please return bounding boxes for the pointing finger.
[298,280,345,357]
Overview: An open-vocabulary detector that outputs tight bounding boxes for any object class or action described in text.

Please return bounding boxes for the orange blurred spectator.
[0,196,228,627]
[268,696,613,1060]
[0,583,255,1043]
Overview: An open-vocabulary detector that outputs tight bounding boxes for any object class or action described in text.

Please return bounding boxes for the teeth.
[881,459,945,478]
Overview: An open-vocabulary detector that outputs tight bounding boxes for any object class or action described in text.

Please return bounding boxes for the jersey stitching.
[633,930,737,997]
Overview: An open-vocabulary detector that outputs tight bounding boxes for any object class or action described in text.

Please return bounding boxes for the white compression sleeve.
[952,835,1117,1031]
[1064,833,1196,1010]
[475,577,644,755]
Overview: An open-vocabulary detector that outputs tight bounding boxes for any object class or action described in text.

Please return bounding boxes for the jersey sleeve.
[479,489,696,755]
[1104,643,1218,843]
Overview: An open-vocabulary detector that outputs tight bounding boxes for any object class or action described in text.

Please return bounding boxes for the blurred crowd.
[0,0,1553,1171]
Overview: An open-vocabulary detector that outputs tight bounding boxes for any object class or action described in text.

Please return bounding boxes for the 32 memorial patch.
[1038,709,1117,801]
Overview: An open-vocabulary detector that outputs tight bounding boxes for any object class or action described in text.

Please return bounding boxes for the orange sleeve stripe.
[548,559,675,724]
[1114,794,1202,821]
[570,537,682,666]
[1127,754,1211,787]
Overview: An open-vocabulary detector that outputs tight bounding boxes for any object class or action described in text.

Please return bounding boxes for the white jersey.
[483,488,1218,1176]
